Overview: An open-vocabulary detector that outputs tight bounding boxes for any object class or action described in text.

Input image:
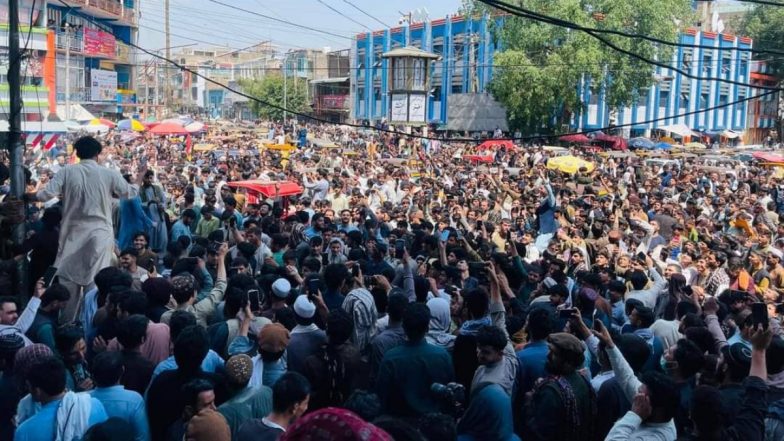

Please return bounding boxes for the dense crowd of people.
[0,119,783,441]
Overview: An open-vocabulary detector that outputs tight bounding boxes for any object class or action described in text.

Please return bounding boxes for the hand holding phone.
[751,302,769,331]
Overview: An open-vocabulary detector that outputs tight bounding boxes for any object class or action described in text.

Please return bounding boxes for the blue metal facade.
[352,15,499,124]
[572,30,752,135]
[353,19,753,134]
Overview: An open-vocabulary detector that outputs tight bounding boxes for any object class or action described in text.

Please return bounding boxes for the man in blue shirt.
[15,357,107,441]
[516,307,552,396]
[170,209,196,244]
[322,264,349,311]
[89,352,150,441]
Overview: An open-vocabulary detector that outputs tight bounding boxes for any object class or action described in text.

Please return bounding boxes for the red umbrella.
[753,152,784,163]
[477,139,517,151]
[149,122,189,135]
[226,180,304,198]
[463,154,495,163]
[559,134,590,143]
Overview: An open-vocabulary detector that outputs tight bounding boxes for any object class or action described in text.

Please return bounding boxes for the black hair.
[614,334,652,374]
[373,417,427,441]
[271,372,311,414]
[640,371,680,421]
[684,327,717,355]
[674,339,706,378]
[326,309,354,345]
[387,294,408,323]
[527,307,553,341]
[475,325,508,351]
[629,270,648,291]
[274,307,297,331]
[182,378,214,409]
[417,413,457,441]
[118,290,147,316]
[343,390,382,422]
[173,325,209,373]
[607,280,627,295]
[27,356,66,396]
[54,324,84,357]
[689,385,727,435]
[91,351,124,388]
[768,336,784,375]
[83,418,135,441]
[224,287,249,320]
[40,284,70,308]
[633,305,655,328]
[680,312,706,330]
[73,136,103,159]
[624,298,644,317]
[463,288,489,319]
[115,315,149,350]
[169,310,198,342]
[302,257,321,273]
[402,303,430,342]
[132,231,150,244]
[324,263,350,290]
[676,301,698,320]
[120,248,138,258]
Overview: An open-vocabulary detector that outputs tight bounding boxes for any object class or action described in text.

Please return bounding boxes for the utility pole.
[283,54,288,122]
[64,23,71,120]
[164,0,171,113]
[8,0,26,248]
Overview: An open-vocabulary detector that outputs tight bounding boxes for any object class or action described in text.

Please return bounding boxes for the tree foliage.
[238,74,309,120]
[735,5,784,78]
[468,0,692,132]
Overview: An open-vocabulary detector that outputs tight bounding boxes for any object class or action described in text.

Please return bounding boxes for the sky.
[137,0,462,55]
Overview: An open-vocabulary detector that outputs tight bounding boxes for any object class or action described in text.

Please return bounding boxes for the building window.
[659,91,669,108]
[433,42,444,56]
[357,87,365,100]
[699,93,709,108]
[702,54,712,74]
[451,84,462,94]
[374,87,381,100]
[393,59,406,90]
[412,58,425,90]
[680,94,689,110]
[431,86,442,101]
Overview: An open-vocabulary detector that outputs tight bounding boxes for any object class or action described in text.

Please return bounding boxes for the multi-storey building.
[352,14,756,137]
[575,29,753,137]
[47,0,140,117]
[746,60,779,145]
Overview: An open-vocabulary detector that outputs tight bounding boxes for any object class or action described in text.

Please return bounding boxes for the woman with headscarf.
[341,288,377,354]
[458,383,520,441]
[426,297,456,352]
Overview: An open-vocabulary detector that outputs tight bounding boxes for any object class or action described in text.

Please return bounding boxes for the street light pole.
[8,0,26,250]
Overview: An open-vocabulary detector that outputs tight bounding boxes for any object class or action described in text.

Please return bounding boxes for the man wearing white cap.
[261,278,292,321]
[287,295,327,374]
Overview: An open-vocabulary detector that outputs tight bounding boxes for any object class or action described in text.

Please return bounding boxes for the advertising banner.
[84,28,116,58]
[90,69,117,102]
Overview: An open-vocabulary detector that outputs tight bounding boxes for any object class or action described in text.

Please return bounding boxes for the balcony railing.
[55,33,83,52]
[88,0,122,15]
[65,0,136,24]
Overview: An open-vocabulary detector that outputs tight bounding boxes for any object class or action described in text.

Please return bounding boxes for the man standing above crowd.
[31,136,141,324]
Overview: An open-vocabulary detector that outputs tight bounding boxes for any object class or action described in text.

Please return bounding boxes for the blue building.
[353,16,753,136]
[352,14,500,125]
[574,28,752,137]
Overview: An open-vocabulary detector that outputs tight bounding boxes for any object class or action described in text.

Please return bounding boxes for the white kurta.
[37,159,138,286]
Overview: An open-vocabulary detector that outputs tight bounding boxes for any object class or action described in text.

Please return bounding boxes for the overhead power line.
[479,0,781,92]
[480,0,784,56]
[206,0,353,40]
[315,0,373,32]
[342,0,391,28]
[695,0,784,6]
[55,0,778,144]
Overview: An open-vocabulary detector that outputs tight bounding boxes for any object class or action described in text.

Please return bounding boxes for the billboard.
[91,69,117,102]
[84,28,116,58]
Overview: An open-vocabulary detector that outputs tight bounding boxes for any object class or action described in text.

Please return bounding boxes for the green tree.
[736,5,784,77]
[468,0,692,132]
[238,74,309,120]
